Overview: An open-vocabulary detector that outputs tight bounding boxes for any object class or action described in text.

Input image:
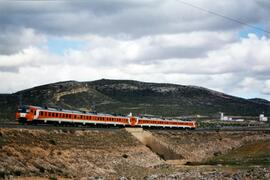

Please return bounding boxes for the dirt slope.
[150,130,270,163]
[0,128,164,179]
[0,128,270,179]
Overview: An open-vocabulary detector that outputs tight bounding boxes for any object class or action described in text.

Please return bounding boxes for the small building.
[259,114,268,122]
[220,112,244,122]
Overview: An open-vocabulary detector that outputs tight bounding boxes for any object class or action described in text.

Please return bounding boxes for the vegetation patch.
[204,139,270,166]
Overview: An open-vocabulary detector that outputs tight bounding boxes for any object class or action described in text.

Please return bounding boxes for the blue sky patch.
[238,24,265,38]
[46,38,87,54]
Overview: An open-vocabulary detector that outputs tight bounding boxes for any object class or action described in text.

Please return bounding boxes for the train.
[16,105,197,129]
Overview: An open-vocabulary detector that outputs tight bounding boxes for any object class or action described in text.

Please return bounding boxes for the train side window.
[40,111,43,116]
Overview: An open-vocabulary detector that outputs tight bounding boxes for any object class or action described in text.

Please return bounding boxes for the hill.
[0,79,270,121]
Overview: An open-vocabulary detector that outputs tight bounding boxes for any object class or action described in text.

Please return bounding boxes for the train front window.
[18,106,29,113]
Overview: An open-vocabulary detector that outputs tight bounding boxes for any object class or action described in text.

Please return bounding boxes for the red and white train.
[16,105,196,129]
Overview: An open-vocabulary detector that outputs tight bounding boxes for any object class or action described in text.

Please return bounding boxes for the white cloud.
[0,1,270,100]
[0,28,45,54]
[262,80,270,95]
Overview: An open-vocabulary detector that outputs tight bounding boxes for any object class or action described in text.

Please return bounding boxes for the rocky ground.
[150,130,270,163]
[0,127,269,179]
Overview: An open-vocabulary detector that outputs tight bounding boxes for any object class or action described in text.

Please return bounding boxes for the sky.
[0,0,270,100]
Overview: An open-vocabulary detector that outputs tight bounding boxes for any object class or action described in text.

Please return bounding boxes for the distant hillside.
[248,98,270,106]
[0,79,270,121]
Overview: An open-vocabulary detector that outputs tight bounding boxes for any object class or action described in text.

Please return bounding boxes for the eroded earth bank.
[0,127,269,179]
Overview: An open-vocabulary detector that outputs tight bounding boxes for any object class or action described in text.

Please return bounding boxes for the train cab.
[16,105,38,124]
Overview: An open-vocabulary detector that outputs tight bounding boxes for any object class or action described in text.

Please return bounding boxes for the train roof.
[20,105,195,122]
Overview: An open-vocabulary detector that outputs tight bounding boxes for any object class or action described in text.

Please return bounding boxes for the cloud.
[0,28,45,54]
[262,80,270,95]
[0,33,270,98]
[1,0,269,38]
[0,0,270,100]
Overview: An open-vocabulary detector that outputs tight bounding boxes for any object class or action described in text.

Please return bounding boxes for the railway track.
[0,122,269,132]
[0,122,122,131]
[150,127,270,132]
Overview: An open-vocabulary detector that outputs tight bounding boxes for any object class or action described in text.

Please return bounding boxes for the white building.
[220,112,232,121]
[259,114,268,122]
[220,112,244,122]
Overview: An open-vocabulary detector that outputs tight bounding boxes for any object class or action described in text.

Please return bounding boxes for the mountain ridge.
[0,79,269,121]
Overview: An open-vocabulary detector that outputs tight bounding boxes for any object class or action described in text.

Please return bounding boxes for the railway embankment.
[150,130,270,163]
[125,128,183,161]
[0,127,269,179]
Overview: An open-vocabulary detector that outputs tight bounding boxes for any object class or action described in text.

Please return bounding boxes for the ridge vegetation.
[0,79,270,121]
